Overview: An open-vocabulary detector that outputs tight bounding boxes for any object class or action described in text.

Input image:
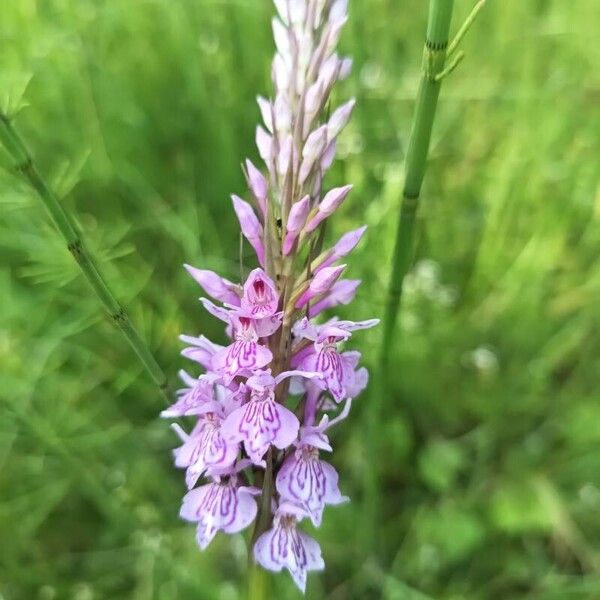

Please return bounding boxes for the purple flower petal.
[308,279,361,318]
[254,510,324,593]
[212,339,273,382]
[171,418,239,489]
[161,373,214,418]
[180,334,224,369]
[256,125,273,164]
[180,478,259,550]
[276,448,348,527]
[184,265,241,306]
[221,397,299,464]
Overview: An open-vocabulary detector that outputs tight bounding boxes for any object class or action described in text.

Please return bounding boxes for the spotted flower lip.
[198,301,280,382]
[162,0,378,593]
[219,369,320,466]
[296,345,367,402]
[220,393,299,466]
[172,416,239,489]
[276,400,354,528]
[291,318,378,402]
[253,503,325,593]
[211,317,274,383]
[276,443,348,527]
[180,476,260,550]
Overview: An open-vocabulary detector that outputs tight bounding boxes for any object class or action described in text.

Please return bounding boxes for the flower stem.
[381,0,455,363]
[247,559,270,600]
[247,448,273,600]
[0,112,169,401]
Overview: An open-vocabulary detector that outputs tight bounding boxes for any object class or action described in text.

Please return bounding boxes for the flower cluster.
[162,0,377,592]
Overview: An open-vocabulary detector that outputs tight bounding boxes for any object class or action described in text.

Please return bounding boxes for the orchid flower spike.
[162,0,377,593]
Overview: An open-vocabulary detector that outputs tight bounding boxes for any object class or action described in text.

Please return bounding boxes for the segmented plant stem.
[363,0,456,554]
[0,113,169,400]
[381,0,455,363]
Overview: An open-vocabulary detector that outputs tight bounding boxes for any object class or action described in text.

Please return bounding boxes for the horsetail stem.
[0,112,169,401]
[381,0,455,364]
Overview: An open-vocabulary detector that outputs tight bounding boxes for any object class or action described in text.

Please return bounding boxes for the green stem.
[0,112,169,400]
[247,560,270,600]
[364,0,455,555]
[447,0,487,58]
[247,448,273,600]
[381,0,454,368]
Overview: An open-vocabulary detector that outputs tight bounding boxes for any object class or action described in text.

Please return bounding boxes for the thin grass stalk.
[363,0,455,554]
[381,0,455,363]
[0,112,169,400]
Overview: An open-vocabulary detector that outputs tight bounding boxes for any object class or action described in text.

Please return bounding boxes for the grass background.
[1,0,599,598]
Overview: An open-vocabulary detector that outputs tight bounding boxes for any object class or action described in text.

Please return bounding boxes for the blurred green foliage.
[1,0,599,598]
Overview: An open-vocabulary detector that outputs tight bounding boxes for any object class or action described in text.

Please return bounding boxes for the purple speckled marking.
[182,418,237,488]
[276,446,348,527]
[253,512,324,592]
[239,398,282,458]
[315,347,345,401]
[181,479,258,549]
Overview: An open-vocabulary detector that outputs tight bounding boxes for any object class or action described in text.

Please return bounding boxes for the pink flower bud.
[310,264,346,294]
[273,94,292,133]
[325,17,347,55]
[256,96,273,132]
[272,17,291,59]
[305,184,353,232]
[339,57,353,80]
[305,80,323,116]
[277,133,294,176]
[283,195,310,255]
[328,98,355,139]
[321,140,336,170]
[274,0,306,25]
[318,53,341,90]
[272,53,289,92]
[317,225,367,270]
[330,0,349,23]
[299,125,328,183]
[256,126,273,164]
[245,159,268,216]
[231,195,265,266]
[296,264,346,308]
